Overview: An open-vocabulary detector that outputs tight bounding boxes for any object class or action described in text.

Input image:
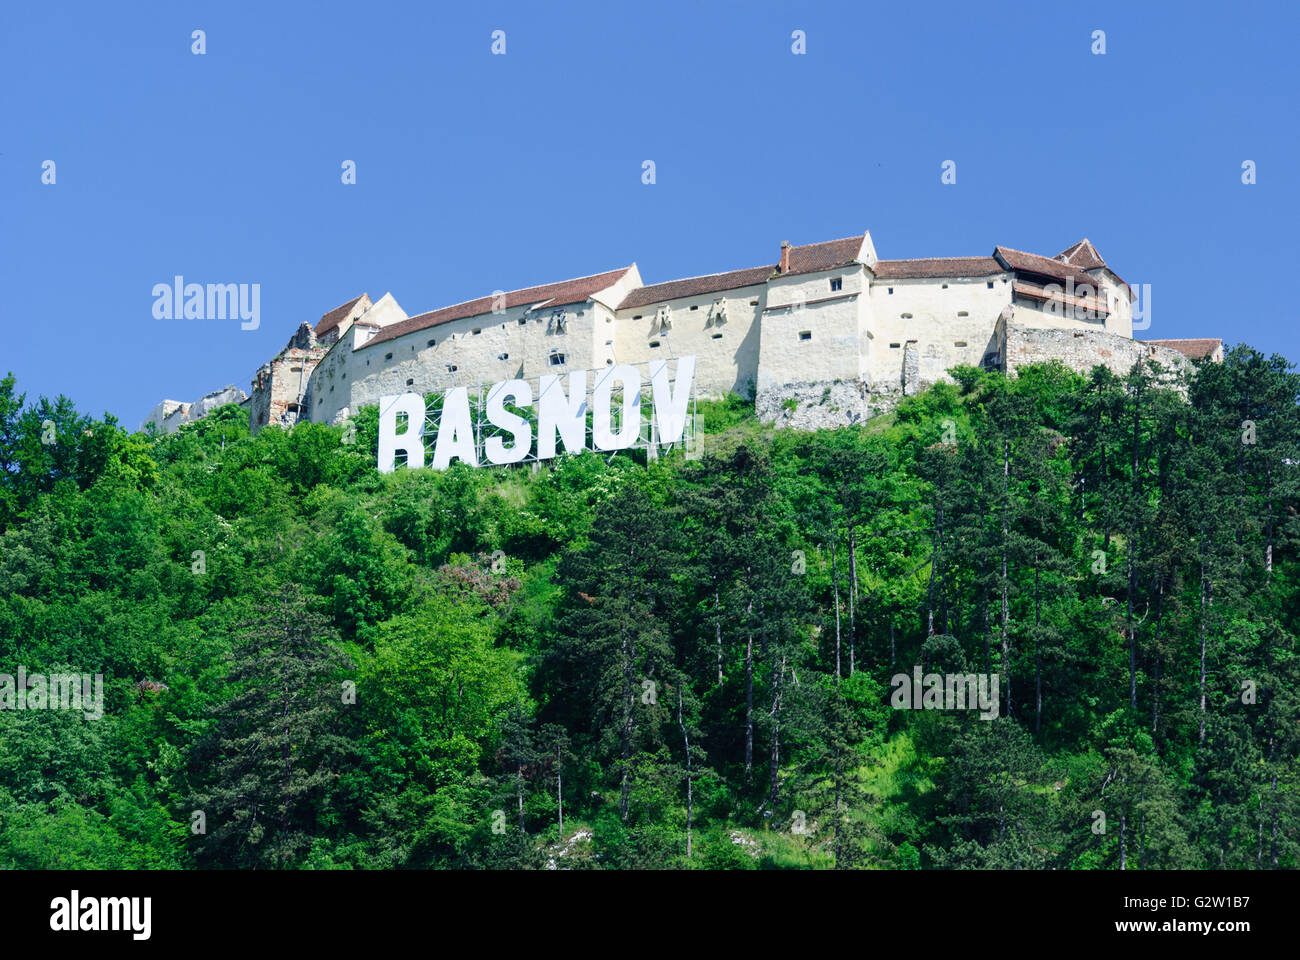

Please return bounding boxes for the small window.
[472,328,481,335]
[649,340,661,348]
[957,311,969,317]
[447,363,459,372]
[887,287,894,294]
[428,339,436,347]
[549,354,565,366]
[749,300,758,306]
[518,318,527,325]
[890,342,901,349]
[901,313,913,319]
[606,359,613,365]
[798,331,811,341]
[330,385,334,392]
[942,283,949,289]
[690,305,699,311]
[406,378,415,386]
[633,315,643,320]
[711,332,723,339]
[498,353,509,361]
[987,281,994,289]
[954,341,967,348]
[830,278,843,292]
[384,352,393,361]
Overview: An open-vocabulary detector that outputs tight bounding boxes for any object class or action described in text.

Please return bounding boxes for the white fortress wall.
[757,265,868,394]
[865,273,1013,391]
[614,279,768,397]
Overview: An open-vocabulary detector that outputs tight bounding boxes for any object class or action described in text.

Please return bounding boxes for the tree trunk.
[831,535,842,679]
[1199,560,1208,745]
[678,685,692,859]
[768,654,783,809]
[744,627,754,781]
[1034,558,1042,734]
[1000,439,1010,718]
[847,524,857,675]
[714,588,723,686]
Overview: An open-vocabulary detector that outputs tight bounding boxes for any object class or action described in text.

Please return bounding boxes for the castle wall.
[757,266,868,394]
[865,274,1013,392]
[1003,322,1192,379]
[614,282,767,397]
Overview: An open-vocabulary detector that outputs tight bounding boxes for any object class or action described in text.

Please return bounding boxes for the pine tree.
[191,584,355,868]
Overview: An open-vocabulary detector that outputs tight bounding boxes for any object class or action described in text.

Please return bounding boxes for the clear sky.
[3,1,1297,426]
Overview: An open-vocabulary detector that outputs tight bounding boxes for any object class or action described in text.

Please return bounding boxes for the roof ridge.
[638,263,776,287]
[406,265,634,320]
[792,233,865,247]
[877,255,995,263]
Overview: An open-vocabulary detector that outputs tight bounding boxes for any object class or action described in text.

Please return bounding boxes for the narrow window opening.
[830,278,843,292]
[798,331,812,341]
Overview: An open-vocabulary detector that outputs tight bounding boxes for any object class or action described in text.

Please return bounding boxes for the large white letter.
[378,393,426,473]
[485,379,533,465]
[432,386,479,469]
[649,355,695,444]
[593,364,641,451]
[537,371,587,460]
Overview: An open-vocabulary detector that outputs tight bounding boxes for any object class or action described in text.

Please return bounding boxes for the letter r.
[377,393,427,472]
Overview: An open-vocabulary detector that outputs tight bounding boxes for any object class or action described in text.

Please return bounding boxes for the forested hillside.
[0,347,1297,869]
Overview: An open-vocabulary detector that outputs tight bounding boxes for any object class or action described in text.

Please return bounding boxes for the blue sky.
[3,0,1297,425]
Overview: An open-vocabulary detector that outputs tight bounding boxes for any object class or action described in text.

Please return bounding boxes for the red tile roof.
[619,265,775,310]
[1141,338,1223,360]
[782,235,864,276]
[316,294,367,336]
[1056,239,1106,270]
[873,256,1005,280]
[994,246,1102,286]
[366,267,634,348]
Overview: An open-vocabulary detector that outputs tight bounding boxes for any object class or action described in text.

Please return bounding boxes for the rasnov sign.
[377,356,696,473]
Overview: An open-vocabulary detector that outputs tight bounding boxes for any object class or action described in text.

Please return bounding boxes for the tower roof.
[1056,239,1107,270]
[315,294,368,336]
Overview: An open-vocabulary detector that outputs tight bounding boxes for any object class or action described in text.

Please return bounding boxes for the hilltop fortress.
[144,231,1222,435]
